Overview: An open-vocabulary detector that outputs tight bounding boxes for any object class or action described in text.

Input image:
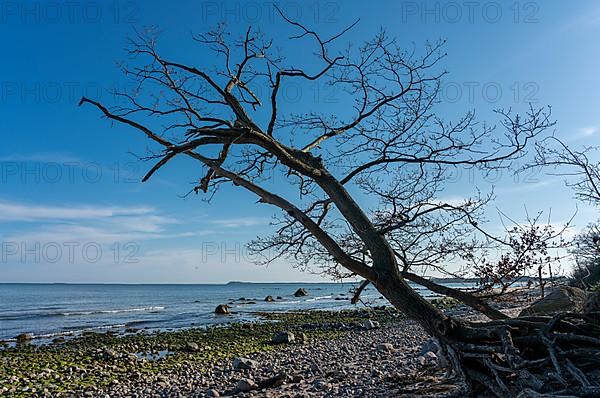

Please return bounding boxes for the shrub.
[570,221,600,289]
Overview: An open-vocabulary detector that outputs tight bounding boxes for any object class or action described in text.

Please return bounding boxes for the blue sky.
[1,1,599,283]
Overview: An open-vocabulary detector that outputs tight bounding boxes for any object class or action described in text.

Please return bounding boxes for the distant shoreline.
[0,281,359,286]
[0,276,563,285]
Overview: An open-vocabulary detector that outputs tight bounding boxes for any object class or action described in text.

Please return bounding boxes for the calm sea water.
[0,282,471,342]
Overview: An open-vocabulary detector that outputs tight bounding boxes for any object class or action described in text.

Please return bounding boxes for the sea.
[0,281,474,343]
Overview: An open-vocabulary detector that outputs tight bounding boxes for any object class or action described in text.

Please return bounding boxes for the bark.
[374,269,458,338]
[401,271,509,320]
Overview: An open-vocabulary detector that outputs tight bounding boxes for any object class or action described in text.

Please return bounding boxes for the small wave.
[6,324,128,342]
[0,306,165,321]
[60,306,165,316]
[306,295,333,302]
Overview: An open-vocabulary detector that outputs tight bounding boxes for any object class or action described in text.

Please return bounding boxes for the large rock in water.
[16,333,33,344]
[294,288,309,297]
[214,304,230,315]
[519,286,588,317]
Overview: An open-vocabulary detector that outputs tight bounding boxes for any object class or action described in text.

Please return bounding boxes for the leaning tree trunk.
[374,271,600,397]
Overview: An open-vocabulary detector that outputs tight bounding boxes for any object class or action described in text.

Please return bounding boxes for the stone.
[313,380,332,390]
[207,389,220,397]
[264,295,274,302]
[236,378,257,392]
[420,338,440,356]
[127,353,138,362]
[272,331,295,344]
[419,337,448,367]
[519,286,588,316]
[376,343,394,352]
[297,332,308,343]
[214,304,230,315]
[290,374,303,383]
[362,320,380,330]
[294,288,309,297]
[419,351,438,366]
[233,357,259,370]
[258,372,287,389]
[15,333,33,344]
[100,348,119,360]
[185,342,199,352]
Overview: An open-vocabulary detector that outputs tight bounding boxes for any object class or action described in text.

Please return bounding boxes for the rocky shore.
[0,290,540,397]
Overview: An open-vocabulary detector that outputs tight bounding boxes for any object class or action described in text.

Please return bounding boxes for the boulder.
[236,378,257,392]
[376,343,394,352]
[362,320,380,330]
[272,331,295,344]
[264,295,274,302]
[233,357,259,370]
[519,286,588,317]
[15,333,33,344]
[294,288,309,297]
[214,304,230,315]
[185,342,199,352]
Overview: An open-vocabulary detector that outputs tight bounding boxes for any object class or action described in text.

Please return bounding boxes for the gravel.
[93,318,461,397]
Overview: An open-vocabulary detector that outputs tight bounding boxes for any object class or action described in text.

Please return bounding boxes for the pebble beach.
[0,289,537,398]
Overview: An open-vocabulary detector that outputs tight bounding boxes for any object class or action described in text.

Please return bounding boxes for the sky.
[1,0,599,283]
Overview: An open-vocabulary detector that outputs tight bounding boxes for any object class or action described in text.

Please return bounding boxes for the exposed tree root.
[443,312,600,397]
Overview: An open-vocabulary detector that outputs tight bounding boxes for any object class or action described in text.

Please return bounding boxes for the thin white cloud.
[578,126,598,137]
[0,200,184,246]
[0,201,154,222]
[3,225,196,245]
[209,217,265,228]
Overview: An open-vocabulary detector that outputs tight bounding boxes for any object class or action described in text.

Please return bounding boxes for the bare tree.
[571,221,600,288]
[81,16,600,397]
[533,136,600,205]
[532,136,600,291]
